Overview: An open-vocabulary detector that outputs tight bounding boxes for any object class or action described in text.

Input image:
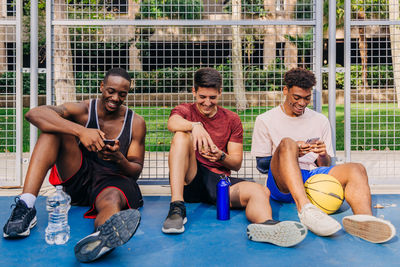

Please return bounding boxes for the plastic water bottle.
[217,175,231,220]
[45,185,71,245]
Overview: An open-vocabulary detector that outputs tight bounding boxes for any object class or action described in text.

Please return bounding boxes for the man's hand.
[98,139,124,163]
[191,123,216,154]
[201,145,223,162]
[78,128,106,152]
[311,140,327,157]
[297,141,312,157]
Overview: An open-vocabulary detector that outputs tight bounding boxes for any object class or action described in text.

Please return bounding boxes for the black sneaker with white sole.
[247,220,307,247]
[74,209,141,263]
[162,201,187,234]
[3,197,37,238]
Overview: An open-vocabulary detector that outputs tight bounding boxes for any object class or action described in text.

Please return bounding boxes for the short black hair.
[104,68,131,84]
[194,68,222,91]
[284,68,316,90]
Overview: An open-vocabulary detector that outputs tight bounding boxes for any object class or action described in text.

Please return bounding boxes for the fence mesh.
[49,1,318,183]
[0,0,19,186]
[349,1,400,183]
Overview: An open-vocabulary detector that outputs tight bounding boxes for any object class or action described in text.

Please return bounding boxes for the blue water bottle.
[217,175,231,220]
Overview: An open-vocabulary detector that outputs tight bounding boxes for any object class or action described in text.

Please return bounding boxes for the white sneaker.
[298,203,342,236]
[342,214,396,243]
[247,220,307,247]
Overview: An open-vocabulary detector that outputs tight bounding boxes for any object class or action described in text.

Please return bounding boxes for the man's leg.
[269,138,341,236]
[162,131,197,234]
[329,163,396,243]
[3,133,81,238]
[231,181,307,247]
[74,187,140,263]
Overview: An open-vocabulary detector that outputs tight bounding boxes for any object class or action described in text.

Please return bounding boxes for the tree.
[128,0,141,71]
[53,0,76,104]
[0,0,7,74]
[389,0,400,108]
[231,0,247,110]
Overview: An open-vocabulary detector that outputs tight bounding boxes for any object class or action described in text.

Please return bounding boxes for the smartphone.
[305,137,319,144]
[103,139,116,146]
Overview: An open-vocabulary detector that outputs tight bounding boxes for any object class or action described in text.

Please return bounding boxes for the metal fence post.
[16,0,23,185]
[30,0,39,153]
[328,0,336,156]
[344,0,351,163]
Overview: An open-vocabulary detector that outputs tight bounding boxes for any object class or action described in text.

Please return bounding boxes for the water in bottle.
[217,175,231,220]
[45,185,71,245]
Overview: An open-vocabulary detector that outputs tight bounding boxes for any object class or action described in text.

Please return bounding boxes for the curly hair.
[284,68,316,90]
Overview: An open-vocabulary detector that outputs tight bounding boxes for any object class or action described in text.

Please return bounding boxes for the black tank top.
[81,99,134,170]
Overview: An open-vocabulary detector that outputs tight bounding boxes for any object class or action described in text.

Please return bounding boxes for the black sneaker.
[3,197,37,238]
[162,201,187,234]
[247,220,307,247]
[74,209,141,263]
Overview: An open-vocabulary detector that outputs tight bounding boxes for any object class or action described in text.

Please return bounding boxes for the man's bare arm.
[168,114,215,153]
[202,141,243,171]
[113,114,146,180]
[25,103,106,152]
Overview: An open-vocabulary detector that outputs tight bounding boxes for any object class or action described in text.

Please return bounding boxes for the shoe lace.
[305,205,327,221]
[9,197,28,221]
[168,202,185,217]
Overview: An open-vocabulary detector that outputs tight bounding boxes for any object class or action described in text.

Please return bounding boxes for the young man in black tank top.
[2,68,146,262]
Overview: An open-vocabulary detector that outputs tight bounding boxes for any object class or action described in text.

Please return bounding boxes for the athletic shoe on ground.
[3,197,37,238]
[298,203,341,236]
[247,220,307,247]
[342,214,396,243]
[74,209,140,263]
[162,201,187,234]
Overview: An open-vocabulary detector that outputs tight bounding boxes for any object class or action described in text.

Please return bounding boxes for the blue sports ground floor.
[0,195,399,266]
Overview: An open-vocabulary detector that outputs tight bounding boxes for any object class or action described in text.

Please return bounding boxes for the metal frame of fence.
[344,1,400,185]
[0,0,22,187]
[1,1,400,188]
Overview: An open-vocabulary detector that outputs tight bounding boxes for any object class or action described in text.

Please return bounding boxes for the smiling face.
[192,86,221,118]
[282,85,312,117]
[100,75,130,113]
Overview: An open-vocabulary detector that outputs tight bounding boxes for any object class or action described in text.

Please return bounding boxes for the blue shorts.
[267,166,335,203]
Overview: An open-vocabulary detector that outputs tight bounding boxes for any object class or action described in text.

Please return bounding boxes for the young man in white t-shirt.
[251,68,395,243]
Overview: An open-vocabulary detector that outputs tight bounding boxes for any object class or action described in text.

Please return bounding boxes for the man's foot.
[74,209,140,263]
[247,220,307,247]
[298,203,342,236]
[162,201,187,234]
[342,214,396,243]
[3,197,37,238]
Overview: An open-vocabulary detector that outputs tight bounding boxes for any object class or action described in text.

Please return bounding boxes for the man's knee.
[171,131,191,147]
[96,188,125,209]
[347,162,368,181]
[278,137,297,153]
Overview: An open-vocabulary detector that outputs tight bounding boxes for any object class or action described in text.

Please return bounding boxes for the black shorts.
[49,153,143,218]
[183,162,245,205]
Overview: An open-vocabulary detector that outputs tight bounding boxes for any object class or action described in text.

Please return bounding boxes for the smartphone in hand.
[103,139,116,146]
[305,137,319,144]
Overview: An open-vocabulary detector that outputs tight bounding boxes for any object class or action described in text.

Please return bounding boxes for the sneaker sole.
[74,209,140,263]
[3,216,37,238]
[247,221,308,247]
[162,217,187,234]
[342,215,396,243]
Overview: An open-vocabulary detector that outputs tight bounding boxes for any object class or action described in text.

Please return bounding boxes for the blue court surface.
[1,195,399,267]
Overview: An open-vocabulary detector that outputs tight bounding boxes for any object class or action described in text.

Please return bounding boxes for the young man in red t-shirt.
[161,68,308,247]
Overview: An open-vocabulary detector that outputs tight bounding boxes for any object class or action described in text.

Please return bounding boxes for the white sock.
[20,193,36,208]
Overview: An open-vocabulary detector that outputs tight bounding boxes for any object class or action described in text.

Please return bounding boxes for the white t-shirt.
[251,106,334,170]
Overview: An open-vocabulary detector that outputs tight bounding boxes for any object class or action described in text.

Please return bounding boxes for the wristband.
[191,122,203,130]
[218,151,226,162]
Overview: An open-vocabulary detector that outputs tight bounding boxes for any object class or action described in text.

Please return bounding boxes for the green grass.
[0,104,399,152]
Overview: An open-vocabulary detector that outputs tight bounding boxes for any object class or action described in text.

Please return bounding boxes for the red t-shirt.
[170,103,243,176]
